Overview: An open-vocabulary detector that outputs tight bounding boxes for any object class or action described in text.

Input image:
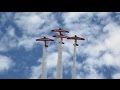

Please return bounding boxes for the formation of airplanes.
[36,28,85,47]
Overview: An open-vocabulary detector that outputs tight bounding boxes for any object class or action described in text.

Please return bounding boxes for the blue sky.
[0,12,120,79]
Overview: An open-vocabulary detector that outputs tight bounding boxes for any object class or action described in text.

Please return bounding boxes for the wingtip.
[83,38,85,40]
[36,39,39,41]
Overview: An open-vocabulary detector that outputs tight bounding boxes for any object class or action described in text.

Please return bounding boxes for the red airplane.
[51,28,69,44]
[51,28,69,35]
[67,35,85,46]
[36,37,54,47]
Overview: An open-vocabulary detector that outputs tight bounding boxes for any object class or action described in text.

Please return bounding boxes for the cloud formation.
[0,12,120,79]
[0,55,14,72]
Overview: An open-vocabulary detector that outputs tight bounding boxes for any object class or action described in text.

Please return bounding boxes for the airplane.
[67,35,85,46]
[53,34,68,44]
[51,28,69,35]
[36,37,54,47]
[51,28,69,44]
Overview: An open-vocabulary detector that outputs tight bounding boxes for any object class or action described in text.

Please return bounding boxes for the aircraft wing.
[67,37,85,40]
[67,37,76,39]
[51,29,58,32]
[77,38,85,40]
[36,39,44,41]
[51,29,69,33]
[45,39,54,41]
[36,38,54,41]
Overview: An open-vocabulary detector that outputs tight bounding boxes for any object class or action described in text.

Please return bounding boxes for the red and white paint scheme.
[36,37,54,47]
[67,35,85,46]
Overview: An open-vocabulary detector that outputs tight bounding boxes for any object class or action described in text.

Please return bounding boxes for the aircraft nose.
[81,38,85,40]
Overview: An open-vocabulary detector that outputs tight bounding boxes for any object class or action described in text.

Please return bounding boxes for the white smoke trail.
[41,45,47,79]
[72,44,77,79]
[57,38,63,79]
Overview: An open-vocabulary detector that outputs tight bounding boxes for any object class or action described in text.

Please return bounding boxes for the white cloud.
[14,13,45,35]
[13,12,60,51]
[76,63,105,79]
[0,26,18,52]
[30,65,41,79]
[14,12,59,35]
[18,36,37,51]
[0,55,14,72]
[0,12,60,52]
[63,12,93,24]
[112,72,120,79]
[104,28,120,54]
